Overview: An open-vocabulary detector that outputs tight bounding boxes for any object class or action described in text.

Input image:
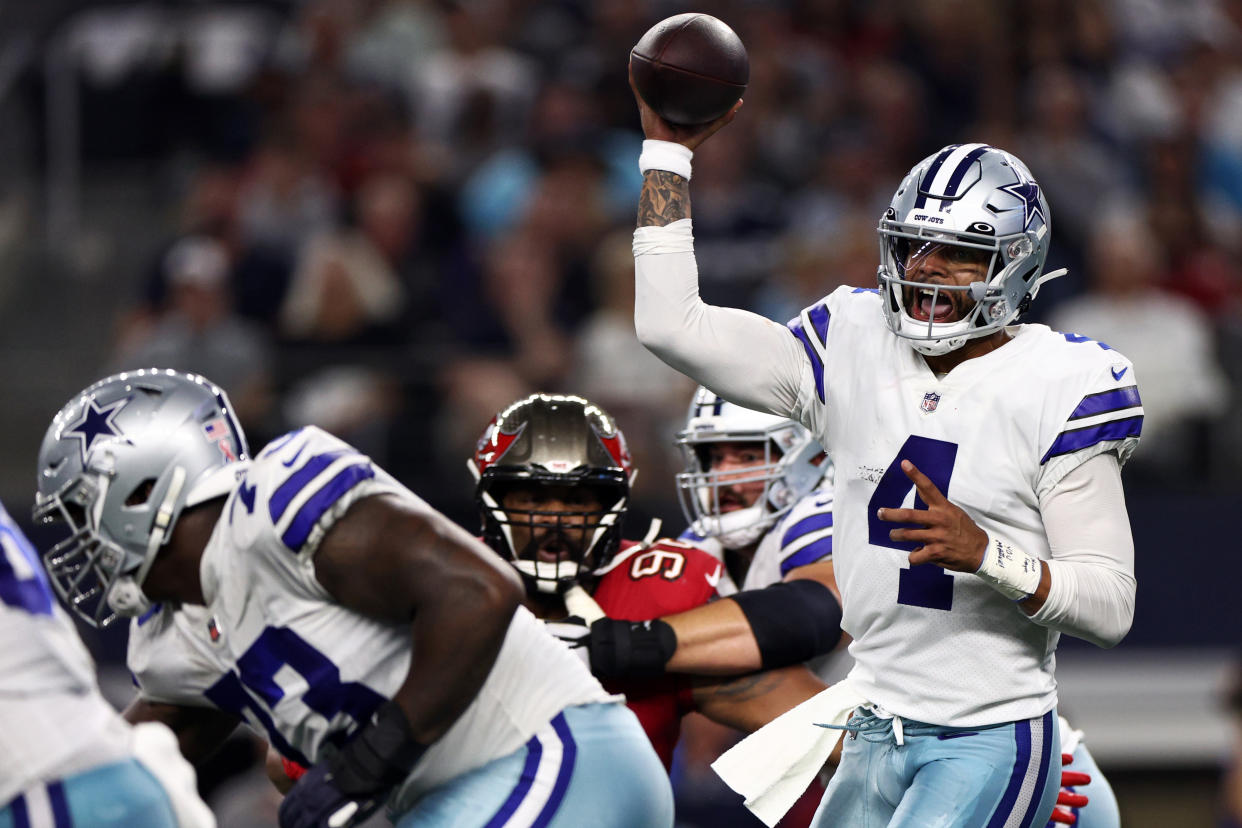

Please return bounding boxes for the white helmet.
[675,387,829,550]
[877,143,1066,356]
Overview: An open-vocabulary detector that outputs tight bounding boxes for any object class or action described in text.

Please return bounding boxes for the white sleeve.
[633,219,806,417]
[1029,452,1136,648]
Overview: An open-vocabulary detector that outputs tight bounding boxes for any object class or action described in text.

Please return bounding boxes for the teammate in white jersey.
[0,499,213,828]
[626,81,1138,828]
[32,369,673,828]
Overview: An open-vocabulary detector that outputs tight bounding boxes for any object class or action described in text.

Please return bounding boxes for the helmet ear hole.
[125,478,157,507]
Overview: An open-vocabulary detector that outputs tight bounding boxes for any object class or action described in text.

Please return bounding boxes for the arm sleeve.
[1029,452,1136,648]
[633,219,807,417]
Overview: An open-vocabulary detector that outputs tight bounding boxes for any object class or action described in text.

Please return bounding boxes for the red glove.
[1048,753,1090,825]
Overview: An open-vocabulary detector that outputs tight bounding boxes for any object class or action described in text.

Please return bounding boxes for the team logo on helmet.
[62,397,128,462]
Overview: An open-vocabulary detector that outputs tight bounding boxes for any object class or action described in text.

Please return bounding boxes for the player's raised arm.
[627,63,806,420]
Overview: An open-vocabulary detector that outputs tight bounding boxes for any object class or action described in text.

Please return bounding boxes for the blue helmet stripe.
[939,144,991,202]
[913,144,961,209]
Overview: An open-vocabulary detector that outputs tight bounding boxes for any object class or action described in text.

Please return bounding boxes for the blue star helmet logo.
[63,397,127,462]
[999,180,1046,230]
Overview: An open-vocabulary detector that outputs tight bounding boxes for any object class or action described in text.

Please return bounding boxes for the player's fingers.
[1060,771,1091,787]
[1057,792,1089,808]
[889,527,936,544]
[876,506,934,525]
[901,460,947,505]
[1049,807,1077,825]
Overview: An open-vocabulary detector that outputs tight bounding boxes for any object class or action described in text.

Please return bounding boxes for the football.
[630,13,749,126]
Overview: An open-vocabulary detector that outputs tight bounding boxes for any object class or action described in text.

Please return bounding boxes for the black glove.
[587,617,677,679]
[279,701,426,828]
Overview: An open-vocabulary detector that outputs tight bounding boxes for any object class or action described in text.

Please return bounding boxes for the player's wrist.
[639,139,693,180]
[588,617,678,678]
[974,535,1042,601]
[331,700,428,796]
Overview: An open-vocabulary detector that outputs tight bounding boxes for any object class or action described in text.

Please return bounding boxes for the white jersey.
[682,483,850,682]
[128,426,612,805]
[785,287,1141,726]
[0,501,133,803]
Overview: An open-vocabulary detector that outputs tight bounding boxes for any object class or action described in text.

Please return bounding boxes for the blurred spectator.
[1224,657,1242,828]
[236,125,340,257]
[1047,214,1229,480]
[110,235,274,431]
[279,171,419,343]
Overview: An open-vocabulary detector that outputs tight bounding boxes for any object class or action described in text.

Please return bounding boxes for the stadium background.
[0,0,1238,825]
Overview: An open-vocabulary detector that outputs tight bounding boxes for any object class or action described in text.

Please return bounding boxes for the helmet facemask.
[480,479,627,594]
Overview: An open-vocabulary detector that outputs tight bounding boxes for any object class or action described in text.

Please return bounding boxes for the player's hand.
[627,59,742,151]
[278,761,380,828]
[1047,752,1090,825]
[876,460,988,573]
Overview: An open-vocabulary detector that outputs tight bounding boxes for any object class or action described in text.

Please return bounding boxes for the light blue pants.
[0,759,177,828]
[813,707,1061,828]
[1055,742,1119,828]
[393,702,673,828]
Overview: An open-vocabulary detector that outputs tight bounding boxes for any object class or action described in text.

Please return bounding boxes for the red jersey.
[590,538,721,768]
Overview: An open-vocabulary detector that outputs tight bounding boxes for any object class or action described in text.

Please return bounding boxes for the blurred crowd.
[6,1,1242,825]
[15,0,1242,532]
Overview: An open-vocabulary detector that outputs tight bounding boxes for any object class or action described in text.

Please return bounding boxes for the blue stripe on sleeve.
[1068,386,1141,420]
[47,781,71,828]
[781,512,833,549]
[269,449,354,523]
[280,462,376,551]
[780,537,832,575]
[1040,416,1144,464]
[807,303,830,346]
[788,322,826,403]
[679,528,706,542]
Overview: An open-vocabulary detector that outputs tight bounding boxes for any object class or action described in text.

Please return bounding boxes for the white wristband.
[639,139,693,180]
[975,536,1042,601]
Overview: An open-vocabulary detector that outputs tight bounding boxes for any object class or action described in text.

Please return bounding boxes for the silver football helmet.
[676,387,830,550]
[468,393,633,594]
[877,143,1067,356]
[33,369,248,627]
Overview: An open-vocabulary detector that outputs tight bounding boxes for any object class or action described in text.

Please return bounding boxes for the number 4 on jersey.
[867,436,958,611]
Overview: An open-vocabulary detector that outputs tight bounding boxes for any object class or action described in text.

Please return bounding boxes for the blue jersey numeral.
[204,626,386,766]
[867,436,958,611]
[0,516,54,616]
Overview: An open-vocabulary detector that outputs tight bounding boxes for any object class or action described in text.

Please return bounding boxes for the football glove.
[1047,753,1090,826]
[278,701,426,828]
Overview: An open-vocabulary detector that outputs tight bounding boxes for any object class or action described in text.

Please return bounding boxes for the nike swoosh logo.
[1111,366,1128,381]
[938,731,978,740]
[704,565,722,589]
[281,443,307,467]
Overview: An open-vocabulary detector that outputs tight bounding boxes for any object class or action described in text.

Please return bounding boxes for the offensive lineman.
[627,83,1138,828]
[33,369,673,828]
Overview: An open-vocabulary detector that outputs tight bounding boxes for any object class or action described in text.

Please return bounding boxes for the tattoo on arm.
[637,170,690,227]
[697,671,782,702]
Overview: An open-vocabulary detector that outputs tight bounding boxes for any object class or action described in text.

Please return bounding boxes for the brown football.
[630,13,749,126]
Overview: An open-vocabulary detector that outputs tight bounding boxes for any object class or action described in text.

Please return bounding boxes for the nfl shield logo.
[921,392,941,413]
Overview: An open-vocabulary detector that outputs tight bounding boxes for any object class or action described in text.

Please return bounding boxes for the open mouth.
[908,286,958,323]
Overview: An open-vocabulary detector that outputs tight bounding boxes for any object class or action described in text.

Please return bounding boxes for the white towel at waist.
[711,678,866,827]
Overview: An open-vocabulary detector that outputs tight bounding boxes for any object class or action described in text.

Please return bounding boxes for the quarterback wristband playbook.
[638,139,694,180]
[975,536,1043,601]
[732,580,843,670]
